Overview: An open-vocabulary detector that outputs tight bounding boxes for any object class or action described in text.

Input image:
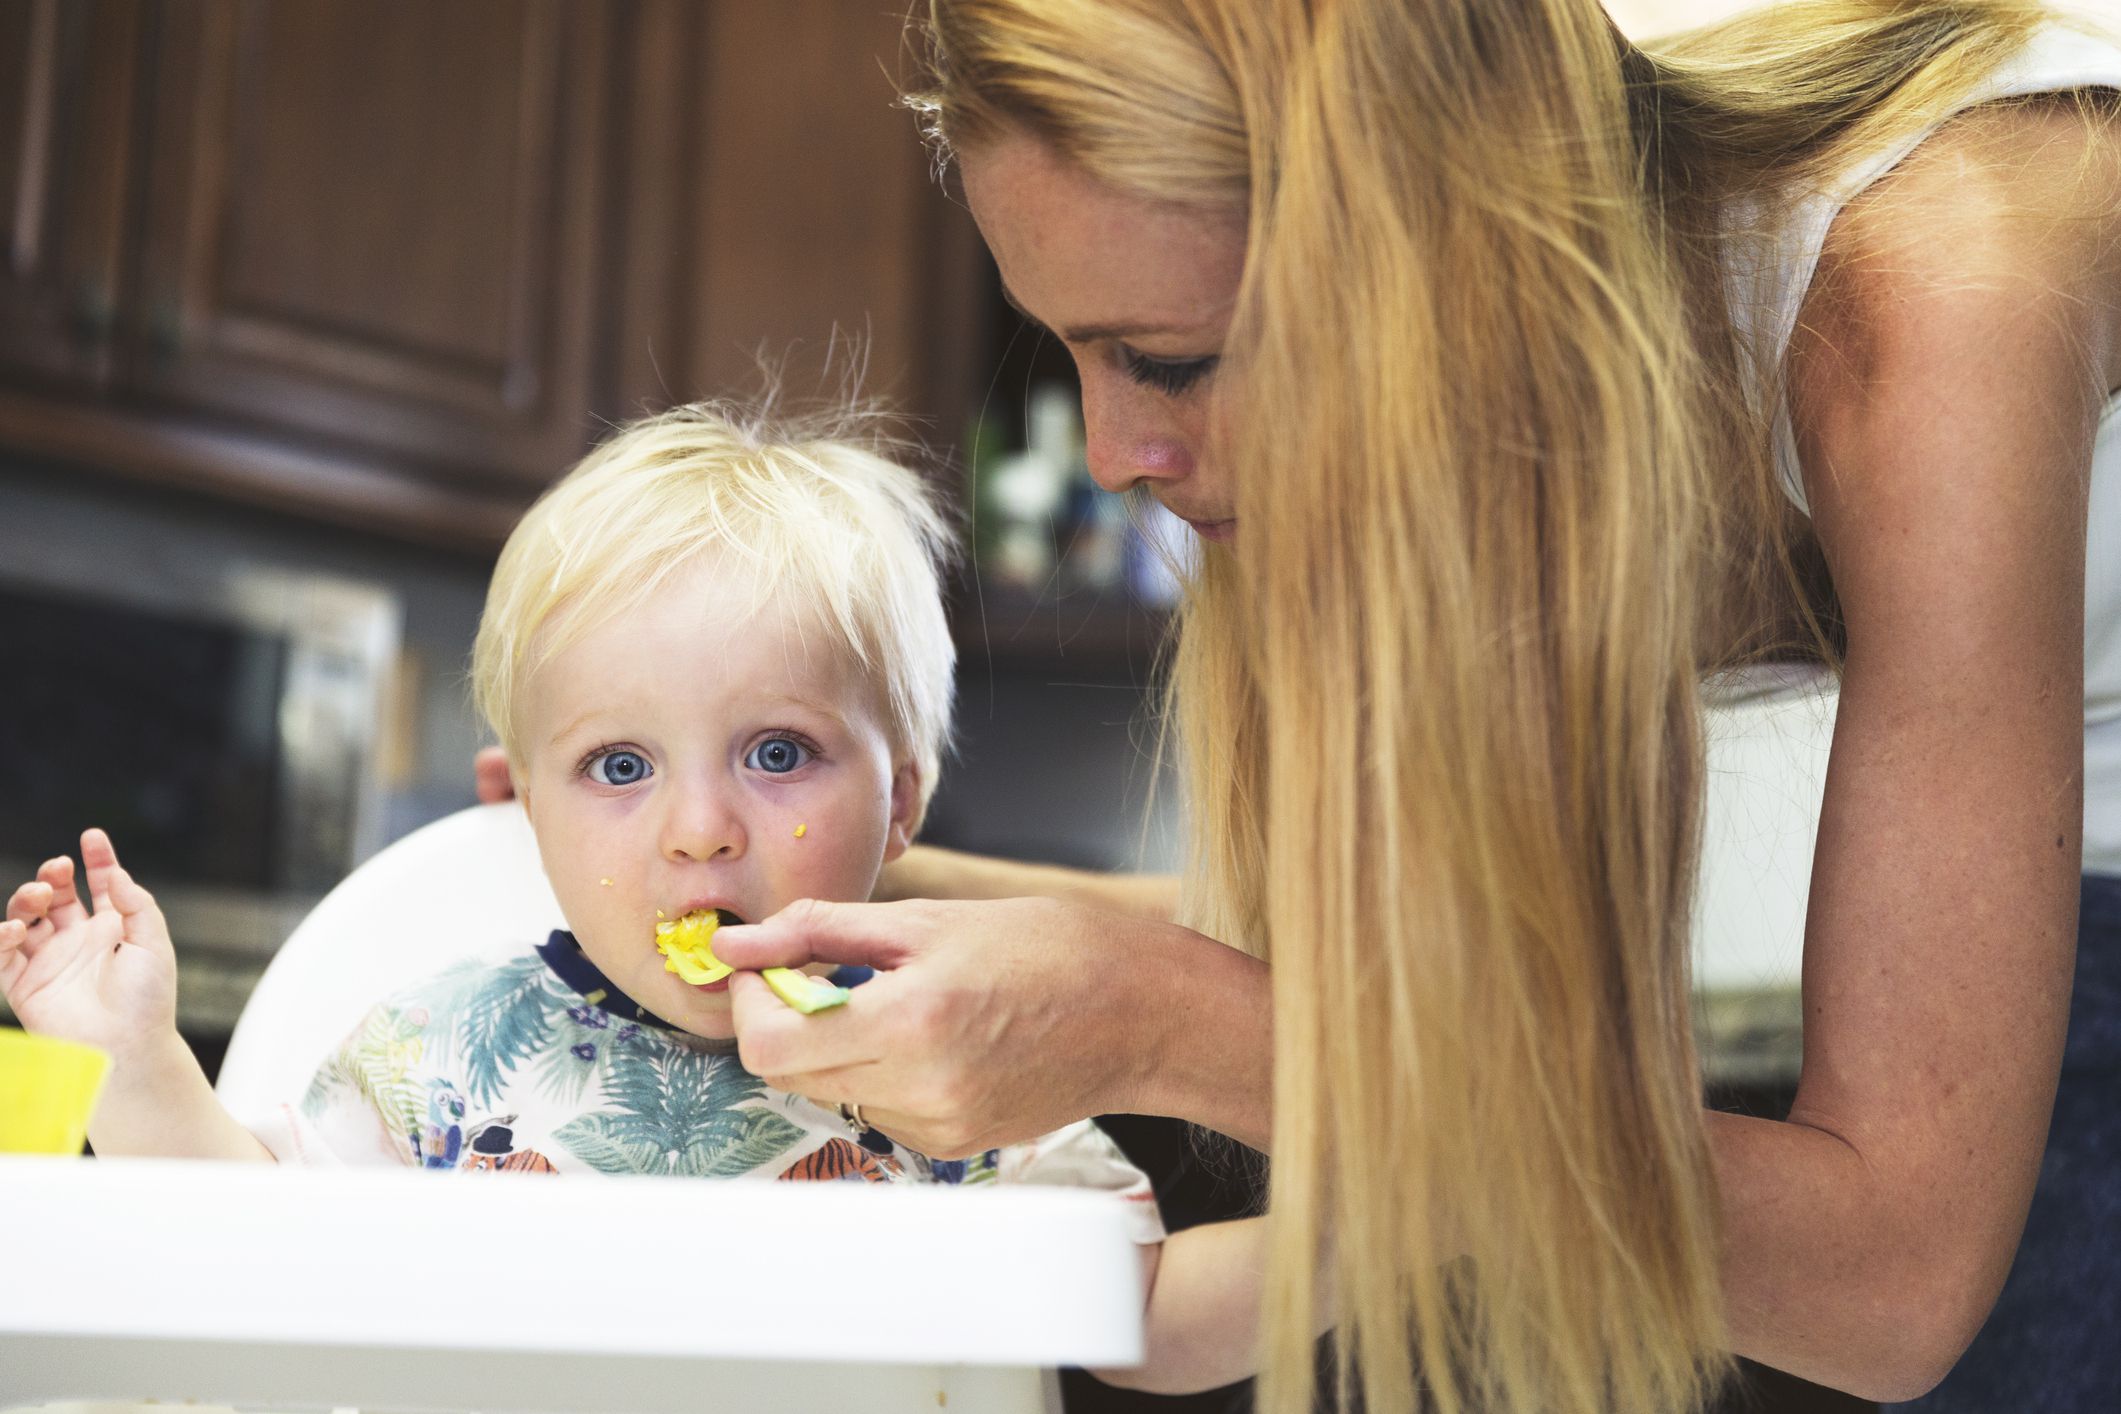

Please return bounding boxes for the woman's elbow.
[1839,1250,2009,1403]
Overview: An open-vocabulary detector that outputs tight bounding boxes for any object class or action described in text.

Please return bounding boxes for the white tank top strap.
[1720,11,2121,876]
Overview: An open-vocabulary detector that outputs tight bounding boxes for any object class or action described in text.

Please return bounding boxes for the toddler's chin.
[671,993,738,1042]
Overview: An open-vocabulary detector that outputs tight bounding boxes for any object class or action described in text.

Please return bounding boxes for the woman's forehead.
[961,132,1244,341]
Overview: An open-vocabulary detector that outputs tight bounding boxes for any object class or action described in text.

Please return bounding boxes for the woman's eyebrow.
[998,279,1171,344]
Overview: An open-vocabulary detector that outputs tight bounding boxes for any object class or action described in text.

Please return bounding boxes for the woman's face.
[959,132,1248,543]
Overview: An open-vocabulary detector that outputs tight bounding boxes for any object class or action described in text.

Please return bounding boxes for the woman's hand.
[0,829,178,1066]
[716,896,1272,1157]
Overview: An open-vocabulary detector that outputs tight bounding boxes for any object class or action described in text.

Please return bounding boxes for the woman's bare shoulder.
[1825,94,2121,321]
[1796,94,2121,424]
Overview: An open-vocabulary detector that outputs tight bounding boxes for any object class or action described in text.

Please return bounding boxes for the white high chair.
[3,672,1838,1414]
[215,802,566,1127]
[2,805,1137,1414]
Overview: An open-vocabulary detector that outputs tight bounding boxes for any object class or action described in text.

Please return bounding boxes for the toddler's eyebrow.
[759,692,848,724]
[547,712,606,746]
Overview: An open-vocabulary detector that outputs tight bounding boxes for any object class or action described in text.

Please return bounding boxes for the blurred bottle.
[980,383,1080,591]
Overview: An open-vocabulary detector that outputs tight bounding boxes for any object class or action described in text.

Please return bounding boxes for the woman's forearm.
[1708,1108,2017,1403]
[1122,921,1274,1152]
[88,1028,275,1162]
[881,844,1180,922]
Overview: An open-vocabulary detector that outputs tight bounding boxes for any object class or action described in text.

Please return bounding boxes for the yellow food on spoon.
[655,909,734,985]
[653,909,850,1013]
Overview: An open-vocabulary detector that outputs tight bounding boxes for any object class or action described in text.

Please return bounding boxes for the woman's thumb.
[711,899,919,972]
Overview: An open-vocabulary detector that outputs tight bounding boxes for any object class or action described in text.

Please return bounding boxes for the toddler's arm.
[1,829,270,1161]
[1093,1218,1267,1394]
[1093,1215,1337,1395]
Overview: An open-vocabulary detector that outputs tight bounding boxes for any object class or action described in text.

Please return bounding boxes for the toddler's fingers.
[107,864,157,919]
[80,828,124,913]
[0,918,26,984]
[6,878,53,927]
[36,855,87,930]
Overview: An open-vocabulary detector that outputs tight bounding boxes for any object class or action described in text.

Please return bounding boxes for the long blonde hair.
[915,3,2059,1410]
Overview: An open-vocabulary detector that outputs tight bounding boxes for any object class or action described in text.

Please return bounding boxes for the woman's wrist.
[1116,920,1274,1152]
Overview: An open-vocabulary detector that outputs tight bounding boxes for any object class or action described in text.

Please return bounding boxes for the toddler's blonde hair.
[472,403,957,810]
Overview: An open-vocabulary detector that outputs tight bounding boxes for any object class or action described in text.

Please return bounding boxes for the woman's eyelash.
[1120,349,1219,396]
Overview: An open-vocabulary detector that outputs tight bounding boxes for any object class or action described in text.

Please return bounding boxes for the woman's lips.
[1186,517,1236,544]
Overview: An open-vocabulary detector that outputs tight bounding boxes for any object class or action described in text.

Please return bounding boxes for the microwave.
[0,565,401,965]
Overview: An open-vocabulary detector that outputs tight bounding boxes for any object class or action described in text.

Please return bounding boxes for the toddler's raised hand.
[0,829,178,1062]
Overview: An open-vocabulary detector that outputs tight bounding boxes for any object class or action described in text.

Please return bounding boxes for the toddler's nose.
[659,783,746,863]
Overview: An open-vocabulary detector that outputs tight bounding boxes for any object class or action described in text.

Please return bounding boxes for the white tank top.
[1724,17,2121,877]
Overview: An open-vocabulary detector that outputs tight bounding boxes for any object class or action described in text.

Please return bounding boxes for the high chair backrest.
[215,801,562,1124]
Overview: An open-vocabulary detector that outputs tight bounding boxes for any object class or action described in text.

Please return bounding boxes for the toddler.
[0,404,1269,1391]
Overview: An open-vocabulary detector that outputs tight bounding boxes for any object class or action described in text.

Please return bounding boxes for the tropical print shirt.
[251,932,1164,1245]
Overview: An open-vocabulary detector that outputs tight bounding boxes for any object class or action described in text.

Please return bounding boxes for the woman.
[496,1,2119,1408]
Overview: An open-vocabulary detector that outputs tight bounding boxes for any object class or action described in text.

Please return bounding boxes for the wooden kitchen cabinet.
[0,0,984,551]
[126,0,610,494]
[0,0,145,391]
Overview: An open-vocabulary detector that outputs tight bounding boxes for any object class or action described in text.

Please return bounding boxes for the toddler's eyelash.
[756,730,826,761]
[574,742,638,776]
[1121,350,1219,396]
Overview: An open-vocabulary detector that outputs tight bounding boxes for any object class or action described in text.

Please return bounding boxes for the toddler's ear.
[884,759,924,862]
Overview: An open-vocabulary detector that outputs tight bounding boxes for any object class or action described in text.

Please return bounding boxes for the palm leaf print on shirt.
[456,955,560,1108]
[551,1046,804,1176]
[303,1003,428,1141]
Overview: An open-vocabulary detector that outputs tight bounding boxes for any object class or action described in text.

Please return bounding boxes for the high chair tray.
[0,1155,1143,1413]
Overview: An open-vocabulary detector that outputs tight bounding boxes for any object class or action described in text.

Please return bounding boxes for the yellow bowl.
[0,1027,112,1155]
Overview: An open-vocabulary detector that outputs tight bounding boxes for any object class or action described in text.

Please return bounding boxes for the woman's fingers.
[729,970,885,1084]
[712,898,930,972]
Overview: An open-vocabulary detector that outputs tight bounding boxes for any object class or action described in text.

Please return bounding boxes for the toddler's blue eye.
[747,737,810,774]
[587,749,651,786]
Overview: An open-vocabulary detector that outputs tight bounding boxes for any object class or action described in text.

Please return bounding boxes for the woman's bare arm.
[1712,104,2117,1402]
[877,843,1180,922]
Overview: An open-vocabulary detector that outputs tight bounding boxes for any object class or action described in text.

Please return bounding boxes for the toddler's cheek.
[773,819,891,905]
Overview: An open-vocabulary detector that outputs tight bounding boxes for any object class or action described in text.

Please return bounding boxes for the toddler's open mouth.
[653,907,852,1014]
[654,907,744,989]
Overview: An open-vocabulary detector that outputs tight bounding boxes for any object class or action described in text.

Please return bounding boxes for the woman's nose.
[1080,375,1194,495]
[659,782,745,863]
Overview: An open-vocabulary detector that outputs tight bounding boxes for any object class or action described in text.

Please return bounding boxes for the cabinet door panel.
[0,0,144,388]
[130,0,611,488]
